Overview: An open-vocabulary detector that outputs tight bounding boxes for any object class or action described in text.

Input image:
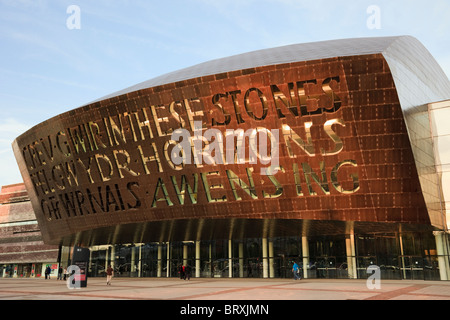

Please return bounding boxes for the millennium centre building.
[12,36,450,280]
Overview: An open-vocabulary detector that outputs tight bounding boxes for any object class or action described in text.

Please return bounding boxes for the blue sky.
[1,0,450,187]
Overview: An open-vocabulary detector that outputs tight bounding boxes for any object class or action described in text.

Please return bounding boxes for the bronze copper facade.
[12,37,450,247]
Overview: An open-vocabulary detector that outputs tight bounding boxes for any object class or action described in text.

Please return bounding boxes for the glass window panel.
[434,135,450,166]
[431,105,450,136]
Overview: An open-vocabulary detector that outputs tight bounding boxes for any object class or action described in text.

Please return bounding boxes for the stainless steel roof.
[92,36,416,102]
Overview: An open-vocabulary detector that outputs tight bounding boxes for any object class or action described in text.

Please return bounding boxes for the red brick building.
[0,183,59,277]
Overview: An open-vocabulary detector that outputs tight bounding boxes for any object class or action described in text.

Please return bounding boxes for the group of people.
[46,262,301,283]
[44,265,69,280]
[178,265,192,280]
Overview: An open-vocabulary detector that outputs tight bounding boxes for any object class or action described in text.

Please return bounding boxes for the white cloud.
[0,118,31,135]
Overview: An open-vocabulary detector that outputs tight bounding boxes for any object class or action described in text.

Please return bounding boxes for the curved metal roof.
[92,36,430,103]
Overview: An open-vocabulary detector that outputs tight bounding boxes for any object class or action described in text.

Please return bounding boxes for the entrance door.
[356,256,378,279]
[313,257,336,278]
[245,259,261,278]
[399,256,424,280]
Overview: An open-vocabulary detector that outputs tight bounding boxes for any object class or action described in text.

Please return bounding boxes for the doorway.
[399,256,424,280]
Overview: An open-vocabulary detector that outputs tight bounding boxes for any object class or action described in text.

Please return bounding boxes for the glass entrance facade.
[0,263,44,278]
[82,231,448,281]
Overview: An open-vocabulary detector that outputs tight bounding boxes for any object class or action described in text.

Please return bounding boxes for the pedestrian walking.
[63,267,67,281]
[57,265,63,280]
[292,261,301,280]
[106,265,114,285]
[185,265,191,280]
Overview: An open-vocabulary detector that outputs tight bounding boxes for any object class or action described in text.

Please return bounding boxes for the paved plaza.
[0,277,449,301]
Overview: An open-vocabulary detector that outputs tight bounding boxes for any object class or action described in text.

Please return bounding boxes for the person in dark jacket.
[185,265,191,280]
[45,266,51,280]
[179,265,185,280]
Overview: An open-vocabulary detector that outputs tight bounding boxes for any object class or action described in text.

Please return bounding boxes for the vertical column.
[105,247,109,271]
[110,246,115,270]
[399,234,406,279]
[445,233,450,279]
[166,242,170,278]
[228,239,233,278]
[138,244,142,278]
[209,242,213,277]
[269,240,274,278]
[88,247,93,274]
[302,236,309,279]
[60,246,71,270]
[157,244,162,278]
[434,231,450,280]
[345,234,357,279]
[239,242,244,278]
[131,246,136,275]
[262,238,268,278]
[183,243,188,266]
[195,241,201,278]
